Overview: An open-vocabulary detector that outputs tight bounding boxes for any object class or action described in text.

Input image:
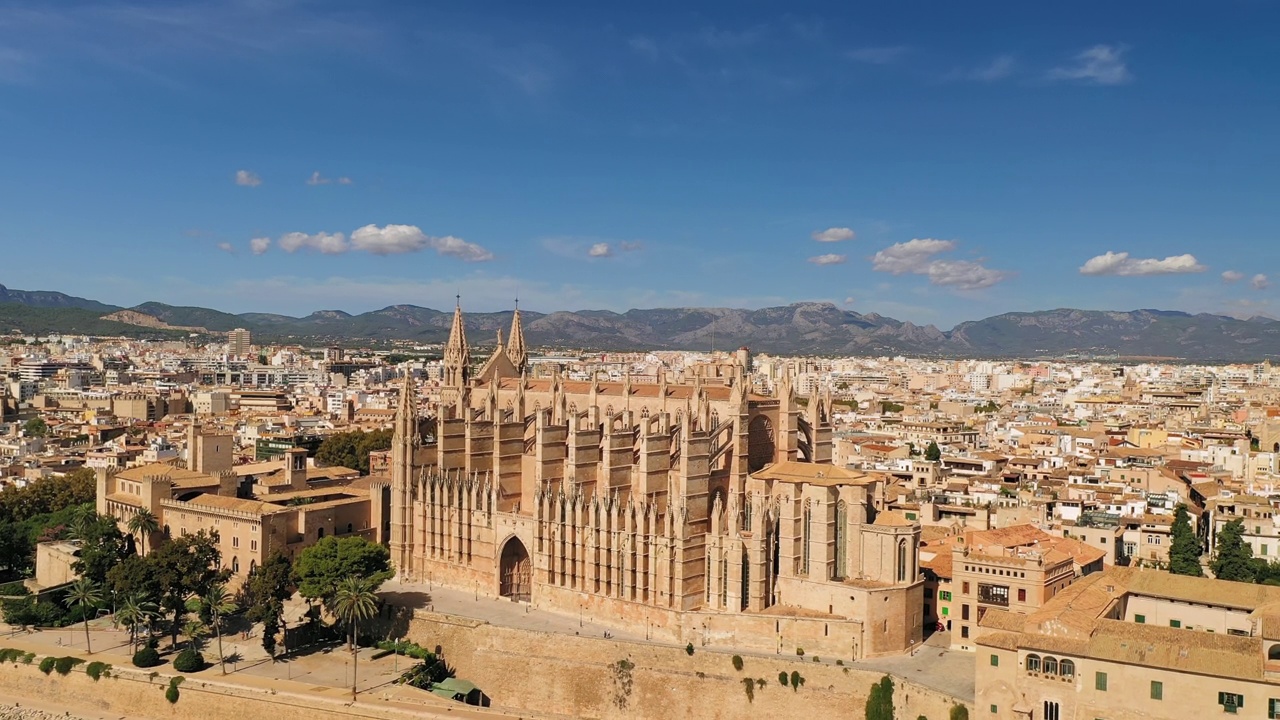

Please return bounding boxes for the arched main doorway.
[499,537,532,602]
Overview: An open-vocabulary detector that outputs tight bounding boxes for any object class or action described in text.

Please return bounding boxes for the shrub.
[172,648,205,673]
[950,705,970,720]
[0,648,22,663]
[789,670,803,691]
[813,656,820,663]
[778,671,788,686]
[741,677,755,703]
[133,646,163,668]
[20,652,34,664]
[836,659,844,666]
[685,643,694,656]
[756,678,766,688]
[54,656,83,675]
[166,677,183,704]
[796,647,804,656]
[731,654,744,671]
[38,656,55,674]
[85,661,111,681]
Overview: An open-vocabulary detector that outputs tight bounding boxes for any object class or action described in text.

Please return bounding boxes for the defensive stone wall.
[0,650,501,720]
[407,610,967,720]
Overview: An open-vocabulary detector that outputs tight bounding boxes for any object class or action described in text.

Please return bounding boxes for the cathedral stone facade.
[389,303,924,658]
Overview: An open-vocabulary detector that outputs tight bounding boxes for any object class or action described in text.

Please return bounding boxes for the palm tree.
[117,592,159,653]
[182,619,208,654]
[200,583,237,674]
[332,577,379,702]
[70,506,98,542]
[126,508,160,556]
[64,578,102,654]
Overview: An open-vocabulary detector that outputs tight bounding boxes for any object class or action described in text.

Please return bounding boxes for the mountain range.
[1,283,1278,362]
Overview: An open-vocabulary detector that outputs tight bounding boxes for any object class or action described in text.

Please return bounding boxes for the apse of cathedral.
[390,302,925,659]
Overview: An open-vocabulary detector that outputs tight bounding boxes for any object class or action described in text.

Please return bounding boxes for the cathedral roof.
[751,460,872,487]
[483,377,735,402]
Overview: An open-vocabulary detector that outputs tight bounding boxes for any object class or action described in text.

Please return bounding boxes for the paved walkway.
[385,578,976,701]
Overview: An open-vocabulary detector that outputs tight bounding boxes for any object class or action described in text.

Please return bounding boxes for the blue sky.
[2,1,1279,328]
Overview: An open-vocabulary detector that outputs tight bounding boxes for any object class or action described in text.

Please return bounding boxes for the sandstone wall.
[407,611,967,720]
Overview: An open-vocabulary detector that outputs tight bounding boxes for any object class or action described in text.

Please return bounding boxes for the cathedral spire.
[444,296,471,387]
[507,299,527,375]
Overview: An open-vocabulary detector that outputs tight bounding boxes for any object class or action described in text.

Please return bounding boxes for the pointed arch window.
[897,538,908,583]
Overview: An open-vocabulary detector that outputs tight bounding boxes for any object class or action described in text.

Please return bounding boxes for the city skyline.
[2,1,1279,324]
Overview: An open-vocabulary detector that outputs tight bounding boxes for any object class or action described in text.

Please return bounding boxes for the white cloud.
[1253,274,1270,291]
[305,171,352,186]
[217,242,235,253]
[811,227,855,243]
[871,238,956,274]
[1222,270,1245,282]
[1049,44,1132,86]
[588,242,613,258]
[848,46,909,65]
[279,231,349,254]
[870,238,1009,289]
[925,260,1009,290]
[843,297,856,305]
[250,237,271,255]
[350,224,494,261]
[956,55,1015,82]
[808,254,847,266]
[235,169,262,187]
[616,240,644,252]
[1079,251,1205,276]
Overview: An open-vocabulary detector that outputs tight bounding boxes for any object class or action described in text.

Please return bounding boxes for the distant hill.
[0,284,118,313]
[1,281,1279,361]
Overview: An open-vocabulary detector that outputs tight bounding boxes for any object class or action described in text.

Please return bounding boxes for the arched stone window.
[747,416,775,473]
[1043,656,1058,675]
[1270,644,1280,661]
[897,538,909,582]
[231,556,240,574]
[641,406,649,418]
[1058,659,1075,678]
[1025,654,1041,673]
[711,410,720,427]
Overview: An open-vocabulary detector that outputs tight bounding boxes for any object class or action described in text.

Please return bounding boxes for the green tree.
[924,441,941,462]
[117,592,159,653]
[70,510,130,588]
[64,577,102,654]
[240,553,293,660]
[149,531,228,647]
[0,520,35,578]
[22,417,47,438]
[126,508,160,556]
[293,536,392,611]
[0,469,95,525]
[950,704,970,720]
[182,619,208,654]
[865,675,894,720]
[1212,519,1256,582]
[1168,504,1203,576]
[192,582,236,674]
[333,576,379,701]
[315,429,394,475]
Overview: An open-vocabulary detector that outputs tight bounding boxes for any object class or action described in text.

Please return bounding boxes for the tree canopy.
[1168,504,1203,576]
[865,675,895,720]
[924,441,942,462]
[315,429,393,475]
[1212,519,1256,582]
[293,535,392,610]
[22,417,48,438]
